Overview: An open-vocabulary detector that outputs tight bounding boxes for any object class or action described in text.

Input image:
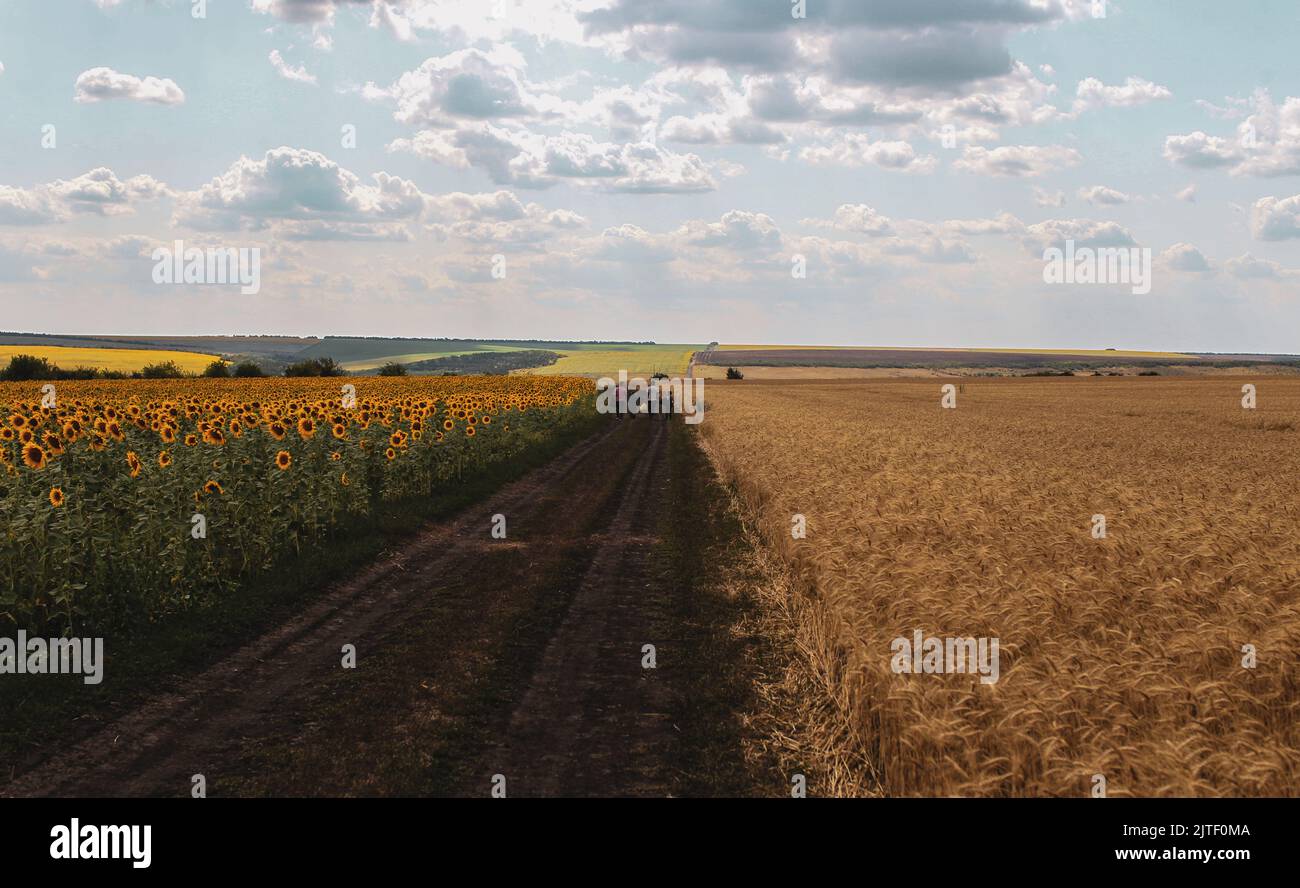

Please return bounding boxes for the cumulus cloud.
[254,0,595,45]
[1251,194,1300,240]
[589,224,677,264]
[801,204,896,237]
[175,146,431,238]
[880,235,977,264]
[168,146,589,246]
[1022,218,1139,254]
[1175,184,1197,202]
[955,144,1082,177]
[798,135,937,172]
[800,133,935,171]
[1072,76,1171,114]
[1163,131,1241,169]
[1165,91,1300,177]
[1078,185,1130,206]
[1225,253,1299,279]
[1161,243,1212,272]
[676,210,781,251]
[268,50,317,85]
[371,47,561,127]
[73,67,185,105]
[0,168,168,225]
[580,0,1073,87]
[390,125,717,193]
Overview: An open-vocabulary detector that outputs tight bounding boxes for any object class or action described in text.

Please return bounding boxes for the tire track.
[484,417,675,797]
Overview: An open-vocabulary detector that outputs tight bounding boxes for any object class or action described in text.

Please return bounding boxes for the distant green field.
[296,337,700,377]
[522,345,701,378]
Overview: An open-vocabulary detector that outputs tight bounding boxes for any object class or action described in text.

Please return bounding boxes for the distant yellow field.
[717,344,1192,358]
[696,365,949,379]
[0,346,219,374]
[523,347,696,378]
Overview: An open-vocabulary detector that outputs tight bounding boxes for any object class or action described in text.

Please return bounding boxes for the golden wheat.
[702,377,1300,797]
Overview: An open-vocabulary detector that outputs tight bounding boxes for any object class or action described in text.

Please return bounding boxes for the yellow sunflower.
[22,443,47,470]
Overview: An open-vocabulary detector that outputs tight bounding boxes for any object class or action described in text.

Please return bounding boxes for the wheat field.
[0,345,220,374]
[701,378,1300,796]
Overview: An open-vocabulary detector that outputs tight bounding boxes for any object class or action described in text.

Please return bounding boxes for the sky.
[0,0,1298,350]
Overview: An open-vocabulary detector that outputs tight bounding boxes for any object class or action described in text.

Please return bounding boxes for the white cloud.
[1251,193,1300,241]
[0,168,168,225]
[1225,253,1299,279]
[1161,243,1212,272]
[1175,184,1197,202]
[676,210,782,251]
[268,50,317,86]
[798,135,936,173]
[1072,76,1171,114]
[73,67,185,105]
[1022,218,1139,254]
[391,125,717,193]
[1165,91,1300,177]
[372,47,559,127]
[1078,185,1130,206]
[176,147,429,238]
[801,204,896,237]
[955,144,1082,177]
[1163,131,1241,169]
[1033,187,1066,208]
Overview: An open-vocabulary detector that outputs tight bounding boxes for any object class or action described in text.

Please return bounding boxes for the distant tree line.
[384,350,561,376]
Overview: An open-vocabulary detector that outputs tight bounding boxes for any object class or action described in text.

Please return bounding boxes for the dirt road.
[5,415,757,798]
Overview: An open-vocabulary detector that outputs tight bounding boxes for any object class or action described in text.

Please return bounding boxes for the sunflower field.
[1,376,596,635]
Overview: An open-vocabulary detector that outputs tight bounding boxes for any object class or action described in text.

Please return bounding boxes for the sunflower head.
[275,450,292,470]
[203,480,224,495]
[48,487,64,508]
[158,451,172,468]
[22,443,46,470]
